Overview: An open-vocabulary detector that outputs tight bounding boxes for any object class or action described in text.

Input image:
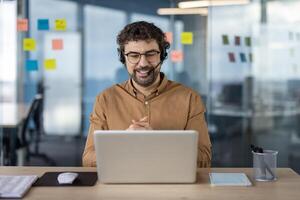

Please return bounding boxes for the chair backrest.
[20,94,43,146]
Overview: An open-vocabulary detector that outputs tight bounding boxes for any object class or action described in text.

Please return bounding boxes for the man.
[82,21,211,167]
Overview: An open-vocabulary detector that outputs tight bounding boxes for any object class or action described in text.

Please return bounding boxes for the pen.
[250,144,275,180]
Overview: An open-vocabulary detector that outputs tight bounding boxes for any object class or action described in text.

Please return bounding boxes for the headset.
[118,41,169,65]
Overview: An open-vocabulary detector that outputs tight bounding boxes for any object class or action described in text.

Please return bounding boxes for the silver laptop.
[94,130,198,183]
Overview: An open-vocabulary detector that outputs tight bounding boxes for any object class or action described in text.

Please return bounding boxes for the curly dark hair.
[117,21,170,63]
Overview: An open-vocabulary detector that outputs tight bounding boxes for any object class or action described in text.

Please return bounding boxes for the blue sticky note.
[26,60,38,71]
[240,53,247,62]
[38,19,49,30]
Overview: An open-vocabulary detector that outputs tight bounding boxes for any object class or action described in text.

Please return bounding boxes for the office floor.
[24,134,300,175]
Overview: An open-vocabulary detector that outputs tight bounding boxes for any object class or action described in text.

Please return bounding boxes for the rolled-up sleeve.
[82,94,108,167]
[185,93,212,168]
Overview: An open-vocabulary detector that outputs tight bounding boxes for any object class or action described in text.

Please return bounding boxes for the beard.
[130,65,160,87]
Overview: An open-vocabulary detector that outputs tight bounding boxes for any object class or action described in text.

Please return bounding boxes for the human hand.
[127,116,153,130]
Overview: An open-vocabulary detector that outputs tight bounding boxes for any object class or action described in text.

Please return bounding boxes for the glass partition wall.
[207,1,260,167]
[207,0,300,170]
[157,0,300,171]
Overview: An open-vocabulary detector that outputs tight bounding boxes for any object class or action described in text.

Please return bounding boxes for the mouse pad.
[33,172,98,187]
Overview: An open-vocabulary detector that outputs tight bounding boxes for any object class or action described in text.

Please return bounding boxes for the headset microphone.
[154,61,162,69]
[151,61,163,75]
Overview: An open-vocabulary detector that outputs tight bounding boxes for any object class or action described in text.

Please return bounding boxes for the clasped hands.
[127,116,153,130]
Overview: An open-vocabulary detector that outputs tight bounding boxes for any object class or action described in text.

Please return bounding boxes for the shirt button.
[145,101,148,105]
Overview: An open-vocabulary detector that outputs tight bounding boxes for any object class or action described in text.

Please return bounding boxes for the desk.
[0,103,28,165]
[0,167,299,200]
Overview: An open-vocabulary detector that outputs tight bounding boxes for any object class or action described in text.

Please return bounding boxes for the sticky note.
[44,59,56,70]
[181,32,193,45]
[55,19,67,31]
[222,35,229,45]
[52,39,63,50]
[249,53,253,62]
[170,50,184,62]
[17,19,28,32]
[228,52,235,63]
[235,36,240,46]
[165,32,173,44]
[26,60,38,71]
[23,38,36,51]
[240,53,247,62]
[37,19,49,30]
[245,37,251,46]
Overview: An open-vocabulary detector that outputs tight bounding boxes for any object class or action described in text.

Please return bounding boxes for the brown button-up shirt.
[82,73,211,167]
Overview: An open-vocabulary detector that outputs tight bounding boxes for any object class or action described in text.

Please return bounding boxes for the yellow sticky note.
[55,19,67,31]
[44,59,56,70]
[181,32,193,45]
[23,38,36,51]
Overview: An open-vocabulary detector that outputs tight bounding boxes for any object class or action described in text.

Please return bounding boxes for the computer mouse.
[57,172,79,184]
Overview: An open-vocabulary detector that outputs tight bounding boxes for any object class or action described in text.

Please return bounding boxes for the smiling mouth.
[132,67,157,87]
[135,67,154,78]
[136,69,150,78]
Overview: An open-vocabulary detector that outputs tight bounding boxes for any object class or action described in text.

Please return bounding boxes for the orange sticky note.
[23,38,36,51]
[44,59,56,70]
[181,32,193,45]
[165,32,173,44]
[52,39,63,50]
[17,19,28,32]
[170,50,184,62]
[55,19,67,31]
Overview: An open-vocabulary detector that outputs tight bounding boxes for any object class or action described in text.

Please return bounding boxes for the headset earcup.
[161,40,170,62]
[163,50,168,61]
[120,52,125,64]
[160,46,168,62]
[118,48,125,64]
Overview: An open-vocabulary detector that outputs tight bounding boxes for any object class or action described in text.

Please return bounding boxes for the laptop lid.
[94,130,198,183]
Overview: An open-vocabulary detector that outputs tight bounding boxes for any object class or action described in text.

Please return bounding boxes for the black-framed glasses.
[124,50,160,64]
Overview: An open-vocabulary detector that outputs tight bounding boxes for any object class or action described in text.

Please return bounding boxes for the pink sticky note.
[170,50,184,62]
[17,19,28,32]
[228,52,235,63]
[165,32,173,44]
[52,39,63,50]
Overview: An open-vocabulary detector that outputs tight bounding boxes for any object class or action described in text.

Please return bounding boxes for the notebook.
[209,173,252,186]
[0,175,38,198]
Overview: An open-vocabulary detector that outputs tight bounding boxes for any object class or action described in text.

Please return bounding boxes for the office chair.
[19,94,56,166]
